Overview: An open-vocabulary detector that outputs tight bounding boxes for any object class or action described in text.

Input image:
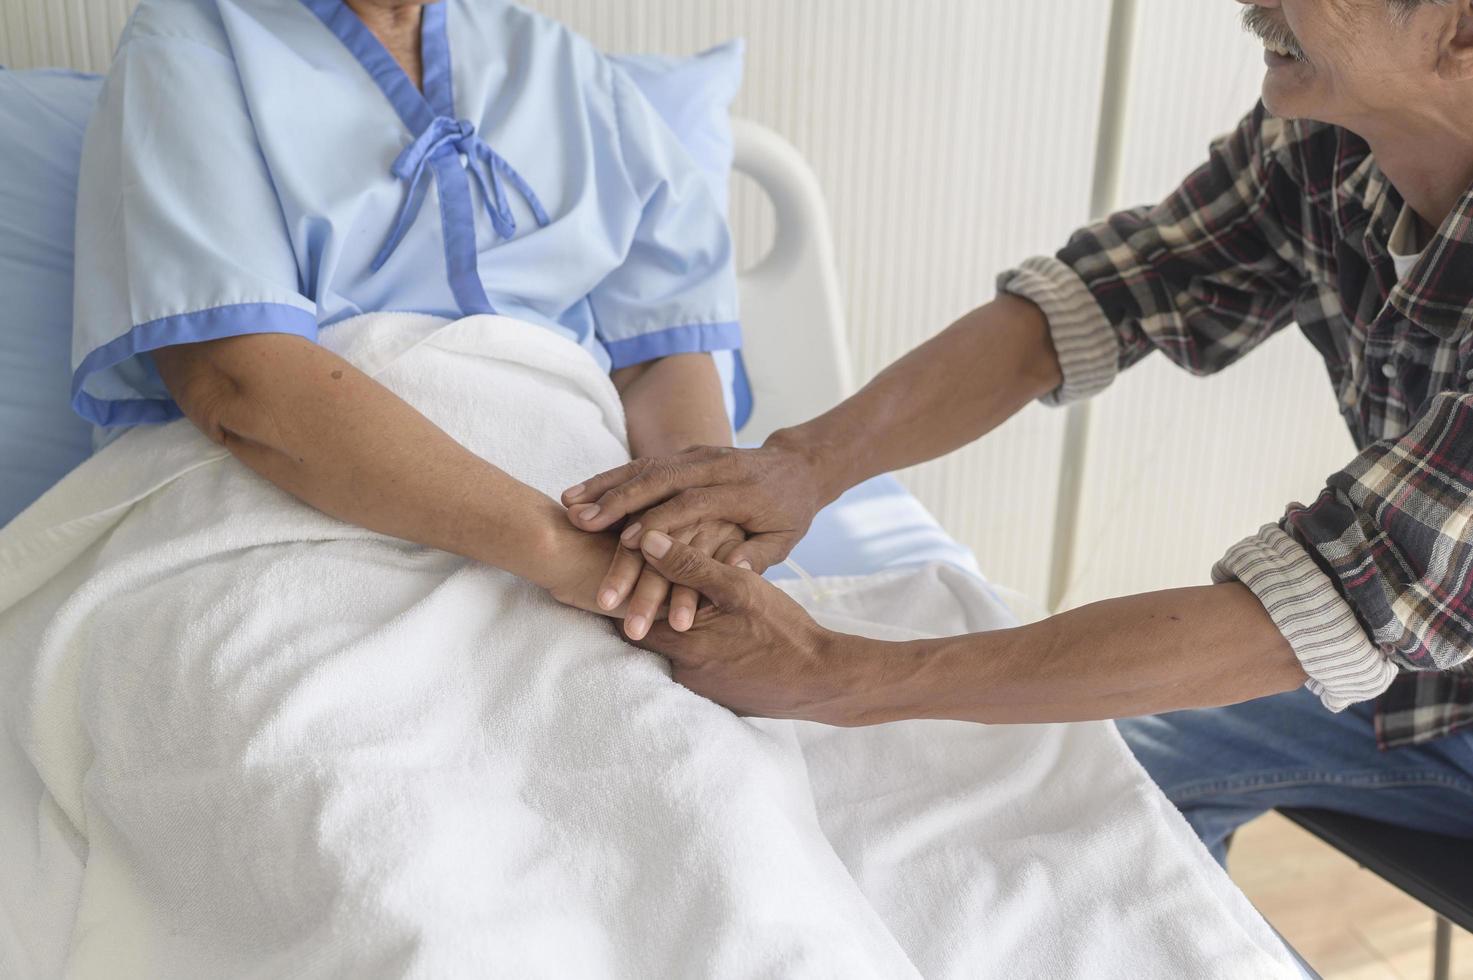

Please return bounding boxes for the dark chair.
[1276,808,1473,980]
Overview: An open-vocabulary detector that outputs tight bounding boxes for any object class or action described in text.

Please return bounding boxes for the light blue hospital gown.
[71,0,742,435]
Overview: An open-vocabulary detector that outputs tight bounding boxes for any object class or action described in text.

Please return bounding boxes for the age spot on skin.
[331,370,343,380]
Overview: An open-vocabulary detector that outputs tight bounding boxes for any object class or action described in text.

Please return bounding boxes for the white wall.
[0,0,1357,608]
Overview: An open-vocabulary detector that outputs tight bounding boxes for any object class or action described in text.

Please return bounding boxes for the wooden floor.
[1231,813,1473,979]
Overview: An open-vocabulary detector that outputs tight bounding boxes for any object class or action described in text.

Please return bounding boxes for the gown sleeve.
[71,32,317,428]
[588,67,742,370]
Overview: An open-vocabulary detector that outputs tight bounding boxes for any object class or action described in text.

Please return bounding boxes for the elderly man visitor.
[564,0,1473,862]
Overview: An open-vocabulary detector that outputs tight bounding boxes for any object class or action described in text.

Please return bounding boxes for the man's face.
[1239,0,1456,126]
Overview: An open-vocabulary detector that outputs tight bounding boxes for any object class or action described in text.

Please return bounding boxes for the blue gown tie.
[372,115,551,271]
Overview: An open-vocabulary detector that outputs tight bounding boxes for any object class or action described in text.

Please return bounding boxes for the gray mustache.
[1241,6,1306,60]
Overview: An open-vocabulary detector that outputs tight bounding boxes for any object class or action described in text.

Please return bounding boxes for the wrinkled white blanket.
[0,314,1298,978]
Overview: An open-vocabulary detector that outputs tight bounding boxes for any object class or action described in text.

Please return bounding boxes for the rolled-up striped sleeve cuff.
[1212,524,1397,711]
[997,255,1120,407]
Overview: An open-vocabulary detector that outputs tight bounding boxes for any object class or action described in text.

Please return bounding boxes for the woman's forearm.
[875,583,1306,726]
[154,333,566,586]
[614,352,733,459]
[777,294,1063,505]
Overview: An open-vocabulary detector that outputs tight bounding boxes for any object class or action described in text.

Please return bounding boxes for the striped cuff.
[996,255,1120,407]
[1212,524,1397,711]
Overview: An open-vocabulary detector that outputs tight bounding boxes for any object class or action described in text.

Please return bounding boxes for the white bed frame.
[729,119,855,445]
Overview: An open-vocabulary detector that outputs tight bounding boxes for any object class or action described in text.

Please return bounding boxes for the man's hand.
[628,530,892,726]
[561,435,832,577]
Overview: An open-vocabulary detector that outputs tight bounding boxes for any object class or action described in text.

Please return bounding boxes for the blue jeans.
[1116,687,1473,866]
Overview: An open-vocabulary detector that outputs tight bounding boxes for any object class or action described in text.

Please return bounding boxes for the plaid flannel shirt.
[1000,102,1473,749]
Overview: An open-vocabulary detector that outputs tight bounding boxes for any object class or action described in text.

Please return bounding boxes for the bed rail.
[730,118,855,444]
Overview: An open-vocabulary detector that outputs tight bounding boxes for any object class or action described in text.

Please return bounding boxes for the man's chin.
[1261,72,1312,120]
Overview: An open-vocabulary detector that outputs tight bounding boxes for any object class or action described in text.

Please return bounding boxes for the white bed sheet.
[778,480,1309,975]
[0,315,1301,978]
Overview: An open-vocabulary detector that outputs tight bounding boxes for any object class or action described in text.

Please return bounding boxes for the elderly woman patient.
[73,0,741,635]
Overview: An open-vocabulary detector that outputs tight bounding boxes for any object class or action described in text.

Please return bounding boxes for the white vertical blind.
[1,0,1355,607]
[0,0,132,71]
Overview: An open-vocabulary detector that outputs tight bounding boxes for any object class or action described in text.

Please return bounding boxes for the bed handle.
[731,119,855,443]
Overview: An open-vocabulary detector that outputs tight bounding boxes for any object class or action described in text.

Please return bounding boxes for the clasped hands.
[546,435,912,729]
[555,437,824,640]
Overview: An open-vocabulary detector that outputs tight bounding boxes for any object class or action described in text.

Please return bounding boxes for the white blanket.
[0,314,1299,978]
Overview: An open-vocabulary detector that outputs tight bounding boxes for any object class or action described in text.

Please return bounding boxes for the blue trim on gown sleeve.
[602,320,742,370]
[731,351,753,431]
[71,302,320,428]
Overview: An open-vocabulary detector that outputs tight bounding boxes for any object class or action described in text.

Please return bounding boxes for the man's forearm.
[776,294,1063,504]
[860,582,1307,726]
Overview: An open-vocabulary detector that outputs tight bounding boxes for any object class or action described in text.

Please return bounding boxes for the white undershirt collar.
[1388,203,1427,283]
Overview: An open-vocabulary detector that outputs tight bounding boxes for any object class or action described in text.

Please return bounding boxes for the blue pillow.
[612,40,745,215]
[0,70,99,527]
[0,43,746,527]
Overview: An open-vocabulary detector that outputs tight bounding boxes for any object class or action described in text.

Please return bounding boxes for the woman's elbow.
[158,343,308,459]
[153,344,242,445]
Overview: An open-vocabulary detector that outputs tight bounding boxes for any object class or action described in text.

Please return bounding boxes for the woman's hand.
[534,523,635,618]
[533,514,746,643]
[561,435,831,575]
[600,352,748,640]
[594,518,747,641]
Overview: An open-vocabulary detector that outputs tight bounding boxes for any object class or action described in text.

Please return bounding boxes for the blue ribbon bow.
[373,116,551,272]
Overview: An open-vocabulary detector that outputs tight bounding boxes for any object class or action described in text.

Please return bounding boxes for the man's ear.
[1436,0,1473,82]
